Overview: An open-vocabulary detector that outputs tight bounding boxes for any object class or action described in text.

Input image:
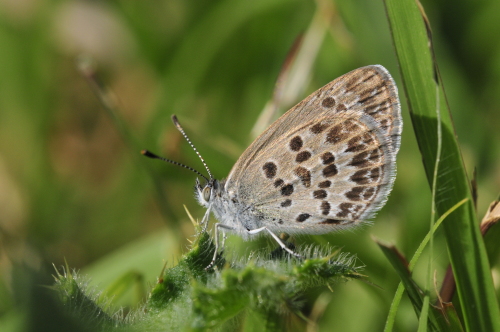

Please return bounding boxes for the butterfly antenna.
[171,115,213,180]
[141,150,210,183]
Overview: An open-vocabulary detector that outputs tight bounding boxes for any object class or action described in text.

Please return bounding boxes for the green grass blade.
[376,241,440,331]
[383,0,500,330]
[442,303,465,332]
[417,294,430,332]
[383,199,467,331]
[378,238,465,332]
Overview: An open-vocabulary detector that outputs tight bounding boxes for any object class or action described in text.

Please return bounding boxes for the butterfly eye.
[203,186,211,202]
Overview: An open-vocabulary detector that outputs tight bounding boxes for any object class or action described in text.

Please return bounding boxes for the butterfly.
[142,65,401,268]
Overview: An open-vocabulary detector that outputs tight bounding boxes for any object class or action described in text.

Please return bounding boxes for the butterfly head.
[195,178,221,208]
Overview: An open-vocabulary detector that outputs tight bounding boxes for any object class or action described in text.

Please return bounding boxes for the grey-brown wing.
[224,65,401,233]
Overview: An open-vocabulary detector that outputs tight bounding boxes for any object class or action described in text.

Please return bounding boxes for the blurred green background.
[1,0,499,330]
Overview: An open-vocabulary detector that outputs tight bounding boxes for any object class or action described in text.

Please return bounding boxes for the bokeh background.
[1,0,499,330]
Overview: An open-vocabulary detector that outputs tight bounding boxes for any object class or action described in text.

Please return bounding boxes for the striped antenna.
[171,115,213,180]
[141,149,209,183]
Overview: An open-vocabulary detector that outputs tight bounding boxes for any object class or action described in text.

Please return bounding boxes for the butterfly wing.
[225,65,401,234]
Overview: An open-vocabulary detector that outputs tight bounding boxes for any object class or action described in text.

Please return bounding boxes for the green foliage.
[52,231,362,331]
[2,0,500,331]
[383,0,500,330]
[52,266,118,330]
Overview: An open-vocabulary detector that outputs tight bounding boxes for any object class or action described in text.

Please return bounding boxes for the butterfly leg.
[221,230,227,247]
[205,223,234,270]
[247,227,303,259]
[200,205,212,233]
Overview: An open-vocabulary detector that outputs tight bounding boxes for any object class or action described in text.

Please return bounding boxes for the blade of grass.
[384,199,468,331]
[419,81,442,332]
[383,0,500,330]
[441,303,465,332]
[417,295,430,332]
[378,237,465,332]
[376,241,440,331]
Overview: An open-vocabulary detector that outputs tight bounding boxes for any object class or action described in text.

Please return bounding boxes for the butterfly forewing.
[224,65,401,234]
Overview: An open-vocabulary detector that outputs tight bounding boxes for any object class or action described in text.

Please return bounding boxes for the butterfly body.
[195,178,262,240]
